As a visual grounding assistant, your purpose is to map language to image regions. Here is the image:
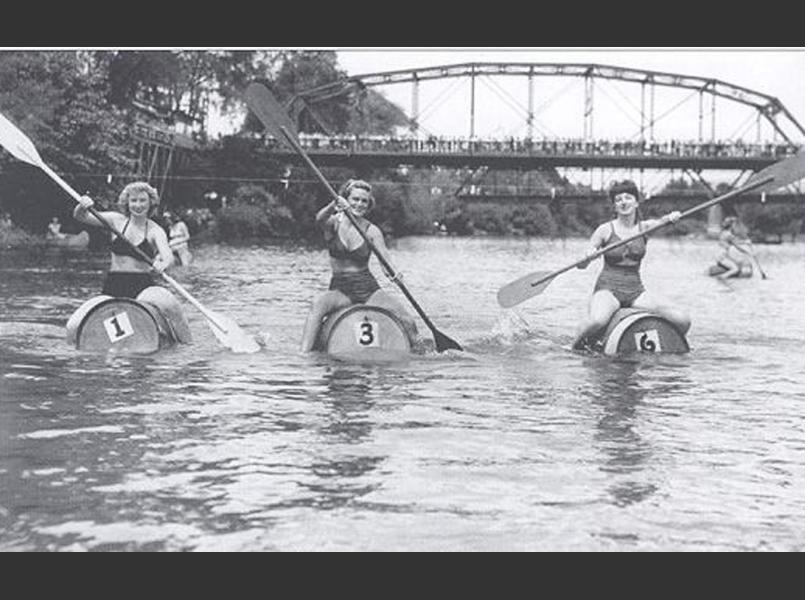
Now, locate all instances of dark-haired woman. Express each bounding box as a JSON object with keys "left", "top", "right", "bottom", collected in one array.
[
  {"left": 574, "top": 180, "right": 690, "bottom": 346},
  {"left": 300, "top": 179, "right": 417, "bottom": 352}
]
